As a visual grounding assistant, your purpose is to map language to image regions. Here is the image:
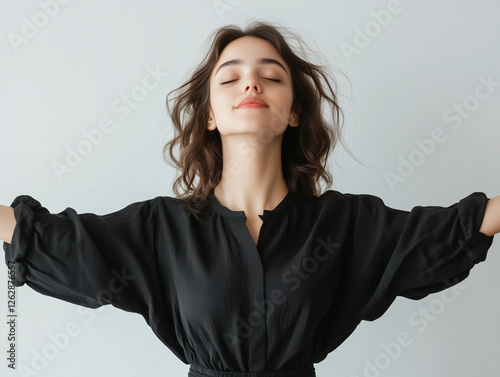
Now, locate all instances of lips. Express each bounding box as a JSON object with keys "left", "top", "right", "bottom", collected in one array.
[{"left": 236, "top": 96, "right": 269, "bottom": 109}]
